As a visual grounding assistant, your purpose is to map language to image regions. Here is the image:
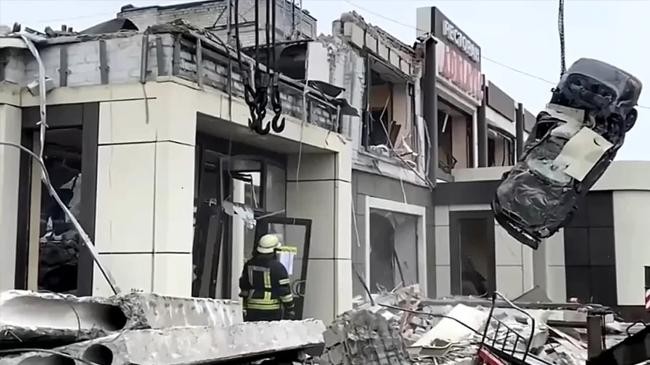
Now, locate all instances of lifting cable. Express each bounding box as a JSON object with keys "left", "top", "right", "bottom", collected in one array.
[
  {"left": 558, "top": 0, "right": 566, "bottom": 76},
  {"left": 234, "top": 0, "right": 285, "bottom": 136},
  {"left": 234, "top": 0, "right": 259, "bottom": 134}
]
